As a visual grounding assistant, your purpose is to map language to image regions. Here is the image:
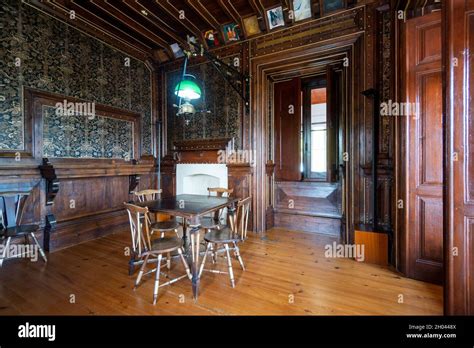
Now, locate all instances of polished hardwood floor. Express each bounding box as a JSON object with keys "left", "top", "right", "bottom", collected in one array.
[{"left": 0, "top": 228, "right": 442, "bottom": 315}]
